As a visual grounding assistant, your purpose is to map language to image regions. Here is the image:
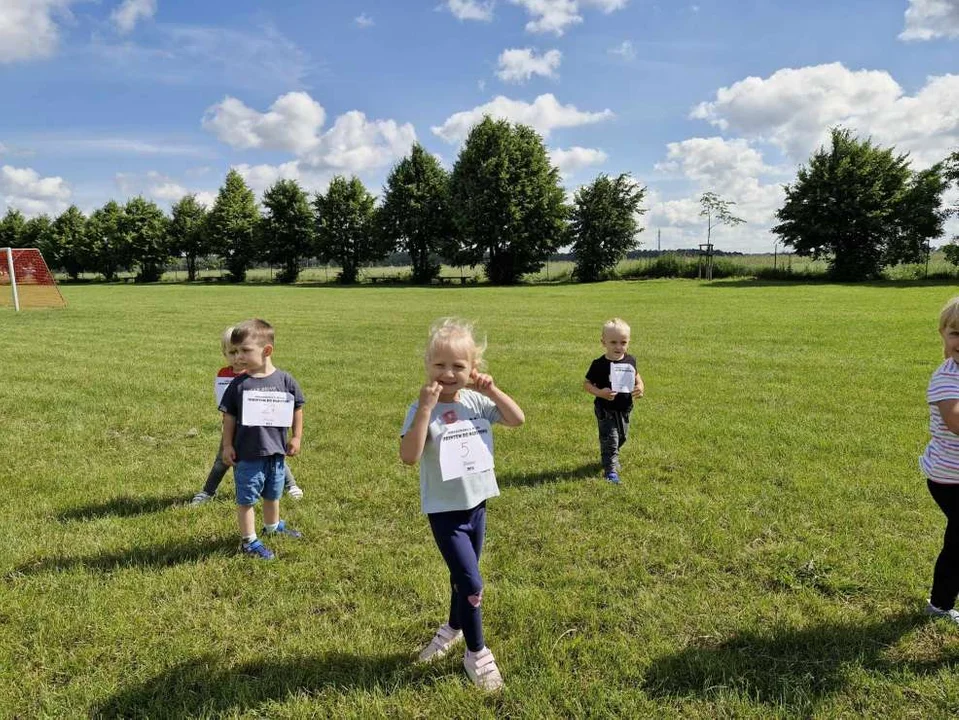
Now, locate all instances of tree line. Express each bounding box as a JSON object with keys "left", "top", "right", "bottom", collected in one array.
[{"left": 1, "top": 120, "right": 957, "bottom": 284}]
